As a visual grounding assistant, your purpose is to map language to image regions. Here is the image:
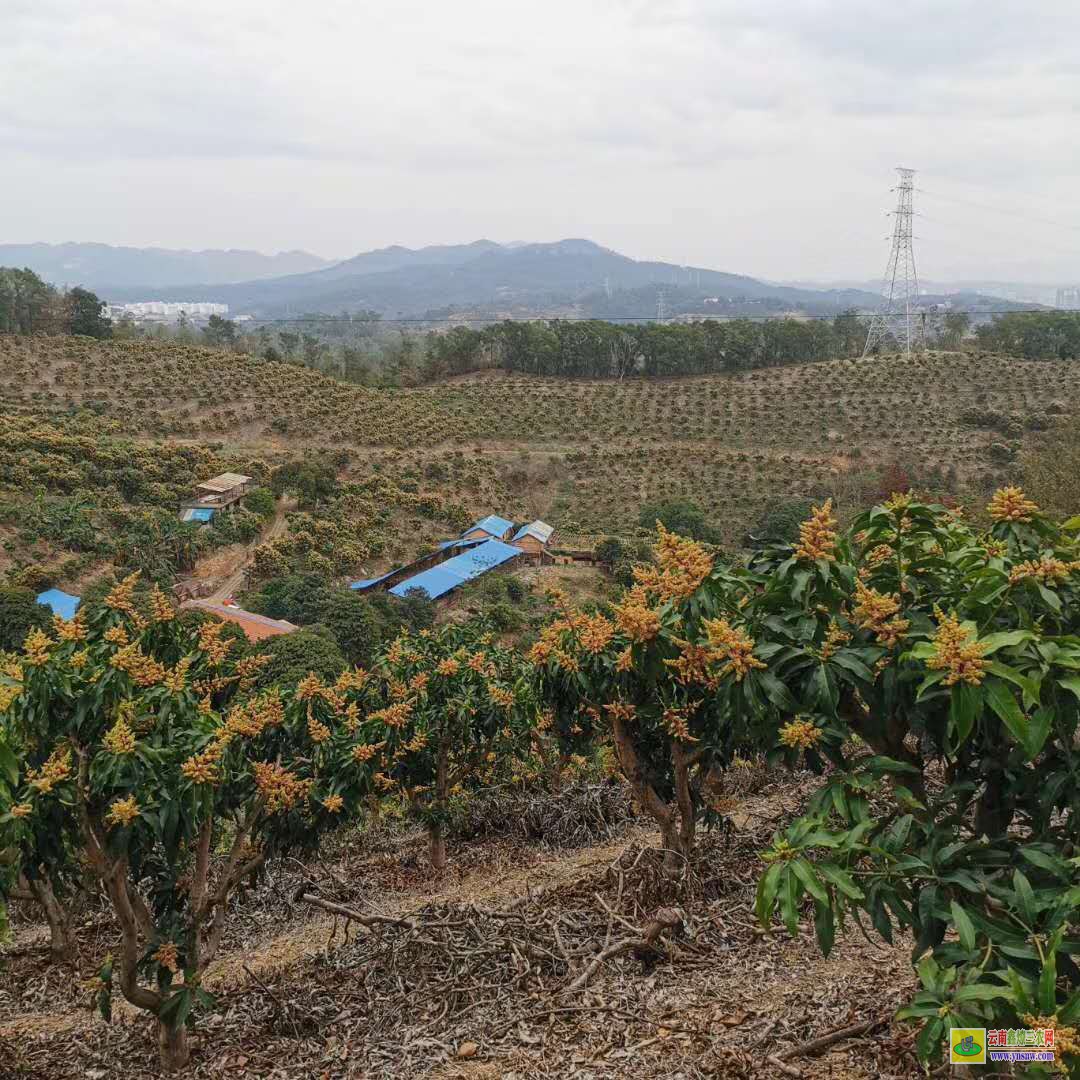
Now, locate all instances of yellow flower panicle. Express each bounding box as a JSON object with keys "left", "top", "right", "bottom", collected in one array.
[
  {"left": 702, "top": 618, "right": 767, "bottom": 681},
  {"left": 148, "top": 586, "right": 176, "bottom": 623},
  {"left": 104, "top": 573, "right": 140, "bottom": 616},
  {"left": 181, "top": 747, "right": 221, "bottom": 785},
  {"left": 988, "top": 486, "right": 1039, "bottom": 523},
  {"left": 251, "top": 761, "right": 312, "bottom": 813},
  {"left": 322, "top": 794, "right": 344, "bottom": 814},
  {"left": 351, "top": 742, "right": 382, "bottom": 764},
  {"left": 927, "top": 608, "right": 989, "bottom": 687},
  {"left": 105, "top": 795, "right": 140, "bottom": 829},
  {"left": 10, "top": 802, "right": 33, "bottom": 819},
  {"left": 23, "top": 628, "right": 54, "bottom": 667},
  {"left": 369, "top": 700, "right": 413, "bottom": 729},
  {"left": 109, "top": 644, "right": 167, "bottom": 687},
  {"left": 578, "top": 614, "right": 615, "bottom": 655},
  {"left": 153, "top": 943, "right": 179, "bottom": 973},
  {"left": 795, "top": 499, "right": 838, "bottom": 562},
  {"left": 103, "top": 716, "right": 136, "bottom": 755},
  {"left": 634, "top": 523, "right": 714, "bottom": 602},
  {"left": 1009, "top": 557, "right": 1080, "bottom": 586},
  {"left": 614, "top": 646, "right": 634, "bottom": 672},
  {"left": 614, "top": 592, "right": 662, "bottom": 643},
  {"left": 779, "top": 717, "right": 824, "bottom": 750},
  {"left": 197, "top": 620, "right": 234, "bottom": 665},
  {"left": 53, "top": 613, "right": 88, "bottom": 642},
  {"left": 852, "top": 580, "right": 909, "bottom": 649},
  {"left": 487, "top": 684, "right": 516, "bottom": 710},
  {"left": 435, "top": 657, "right": 460, "bottom": 677},
  {"left": 103, "top": 624, "right": 130, "bottom": 647},
  {"left": 27, "top": 746, "right": 73, "bottom": 795},
  {"left": 307, "top": 711, "right": 331, "bottom": 743},
  {"left": 818, "top": 619, "right": 851, "bottom": 661},
  {"left": 661, "top": 706, "right": 698, "bottom": 743}
]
